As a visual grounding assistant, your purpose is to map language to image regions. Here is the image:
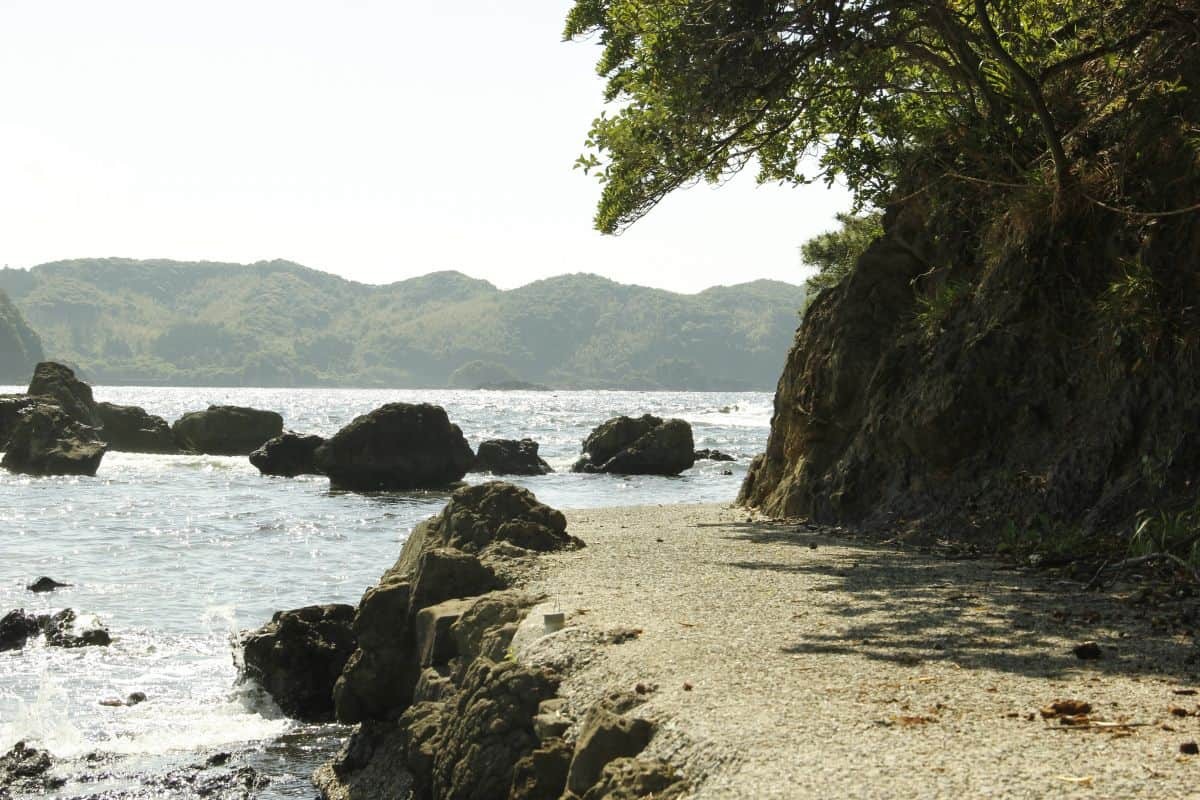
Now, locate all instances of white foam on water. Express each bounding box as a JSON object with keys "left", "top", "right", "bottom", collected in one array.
[{"left": 0, "top": 671, "right": 87, "bottom": 756}]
